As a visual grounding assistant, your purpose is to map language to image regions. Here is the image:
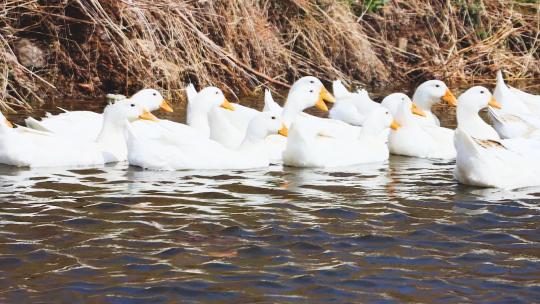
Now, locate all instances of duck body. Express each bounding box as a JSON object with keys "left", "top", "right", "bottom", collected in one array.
[
  {"left": 454, "top": 86, "right": 540, "bottom": 189},
  {"left": 283, "top": 108, "right": 392, "bottom": 168},
  {"left": 0, "top": 127, "right": 113, "bottom": 168},
  {"left": 382, "top": 93, "right": 456, "bottom": 159},
  {"left": 0, "top": 101, "right": 154, "bottom": 168},
  {"left": 329, "top": 80, "right": 381, "bottom": 126},
  {"left": 389, "top": 125, "right": 455, "bottom": 159},
  {"left": 25, "top": 110, "right": 103, "bottom": 141},
  {"left": 454, "top": 129, "right": 540, "bottom": 189},
  {"left": 489, "top": 71, "right": 540, "bottom": 139},
  {"left": 128, "top": 111, "right": 286, "bottom": 170}
]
